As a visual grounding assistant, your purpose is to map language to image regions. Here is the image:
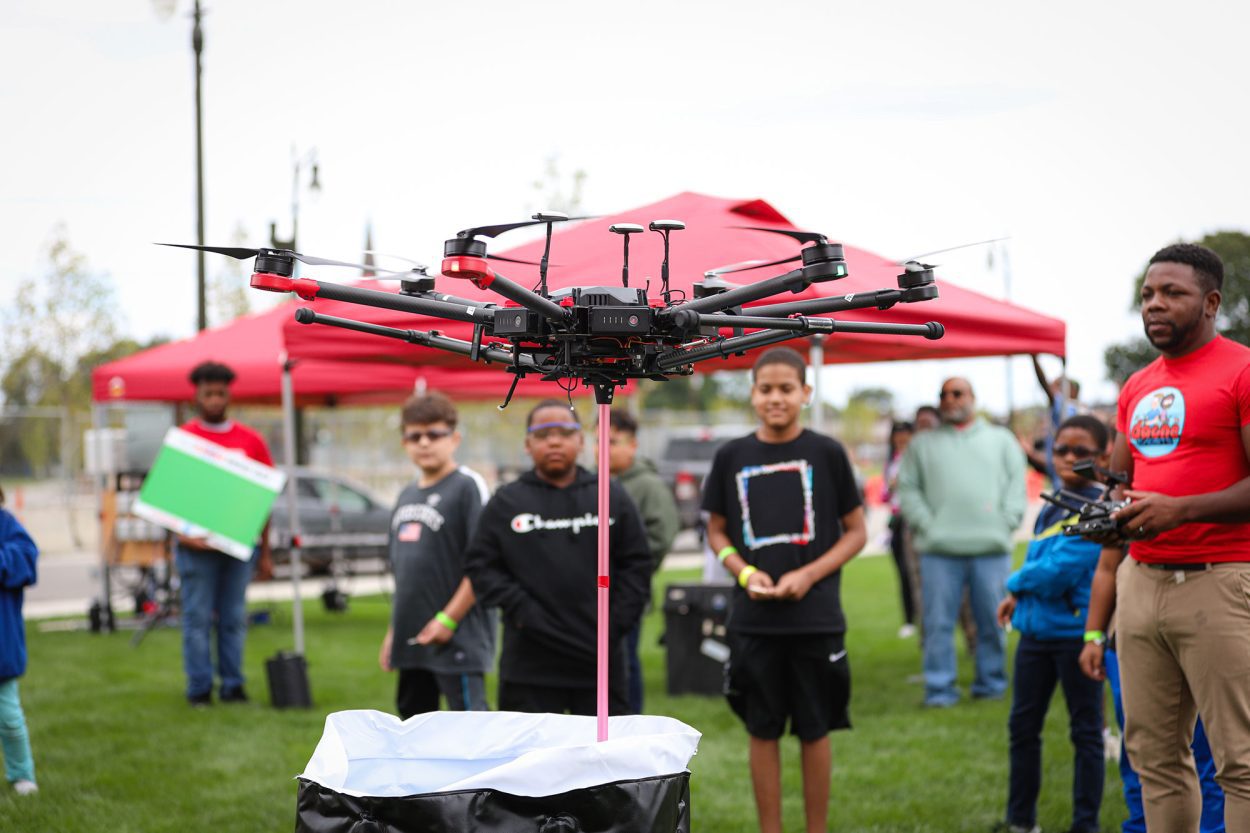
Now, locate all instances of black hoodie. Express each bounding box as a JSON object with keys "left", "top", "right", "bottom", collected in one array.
[{"left": 464, "top": 466, "right": 652, "bottom": 688}]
